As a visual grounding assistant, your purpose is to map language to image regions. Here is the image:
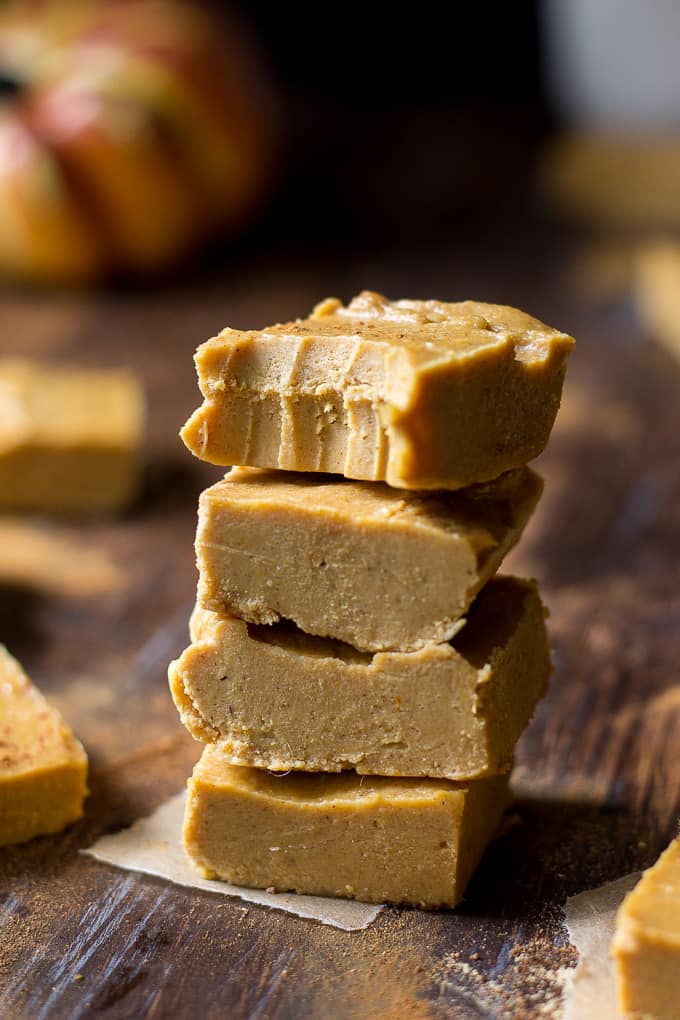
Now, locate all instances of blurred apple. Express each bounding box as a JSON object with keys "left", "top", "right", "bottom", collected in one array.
[{"left": 0, "top": 0, "right": 276, "bottom": 283}]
